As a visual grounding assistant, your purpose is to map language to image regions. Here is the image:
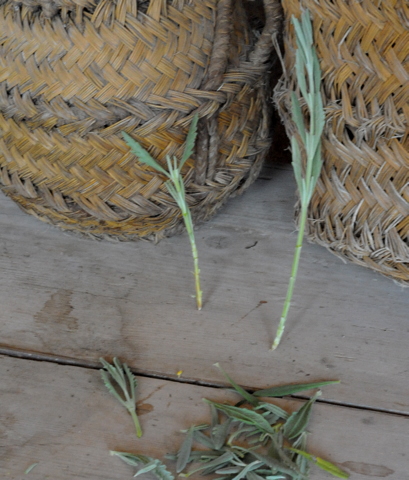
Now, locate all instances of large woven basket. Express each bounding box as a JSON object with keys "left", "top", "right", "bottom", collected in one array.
[
  {"left": 276, "top": 0, "right": 409, "bottom": 284},
  {"left": 0, "top": 0, "right": 281, "bottom": 241}
]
